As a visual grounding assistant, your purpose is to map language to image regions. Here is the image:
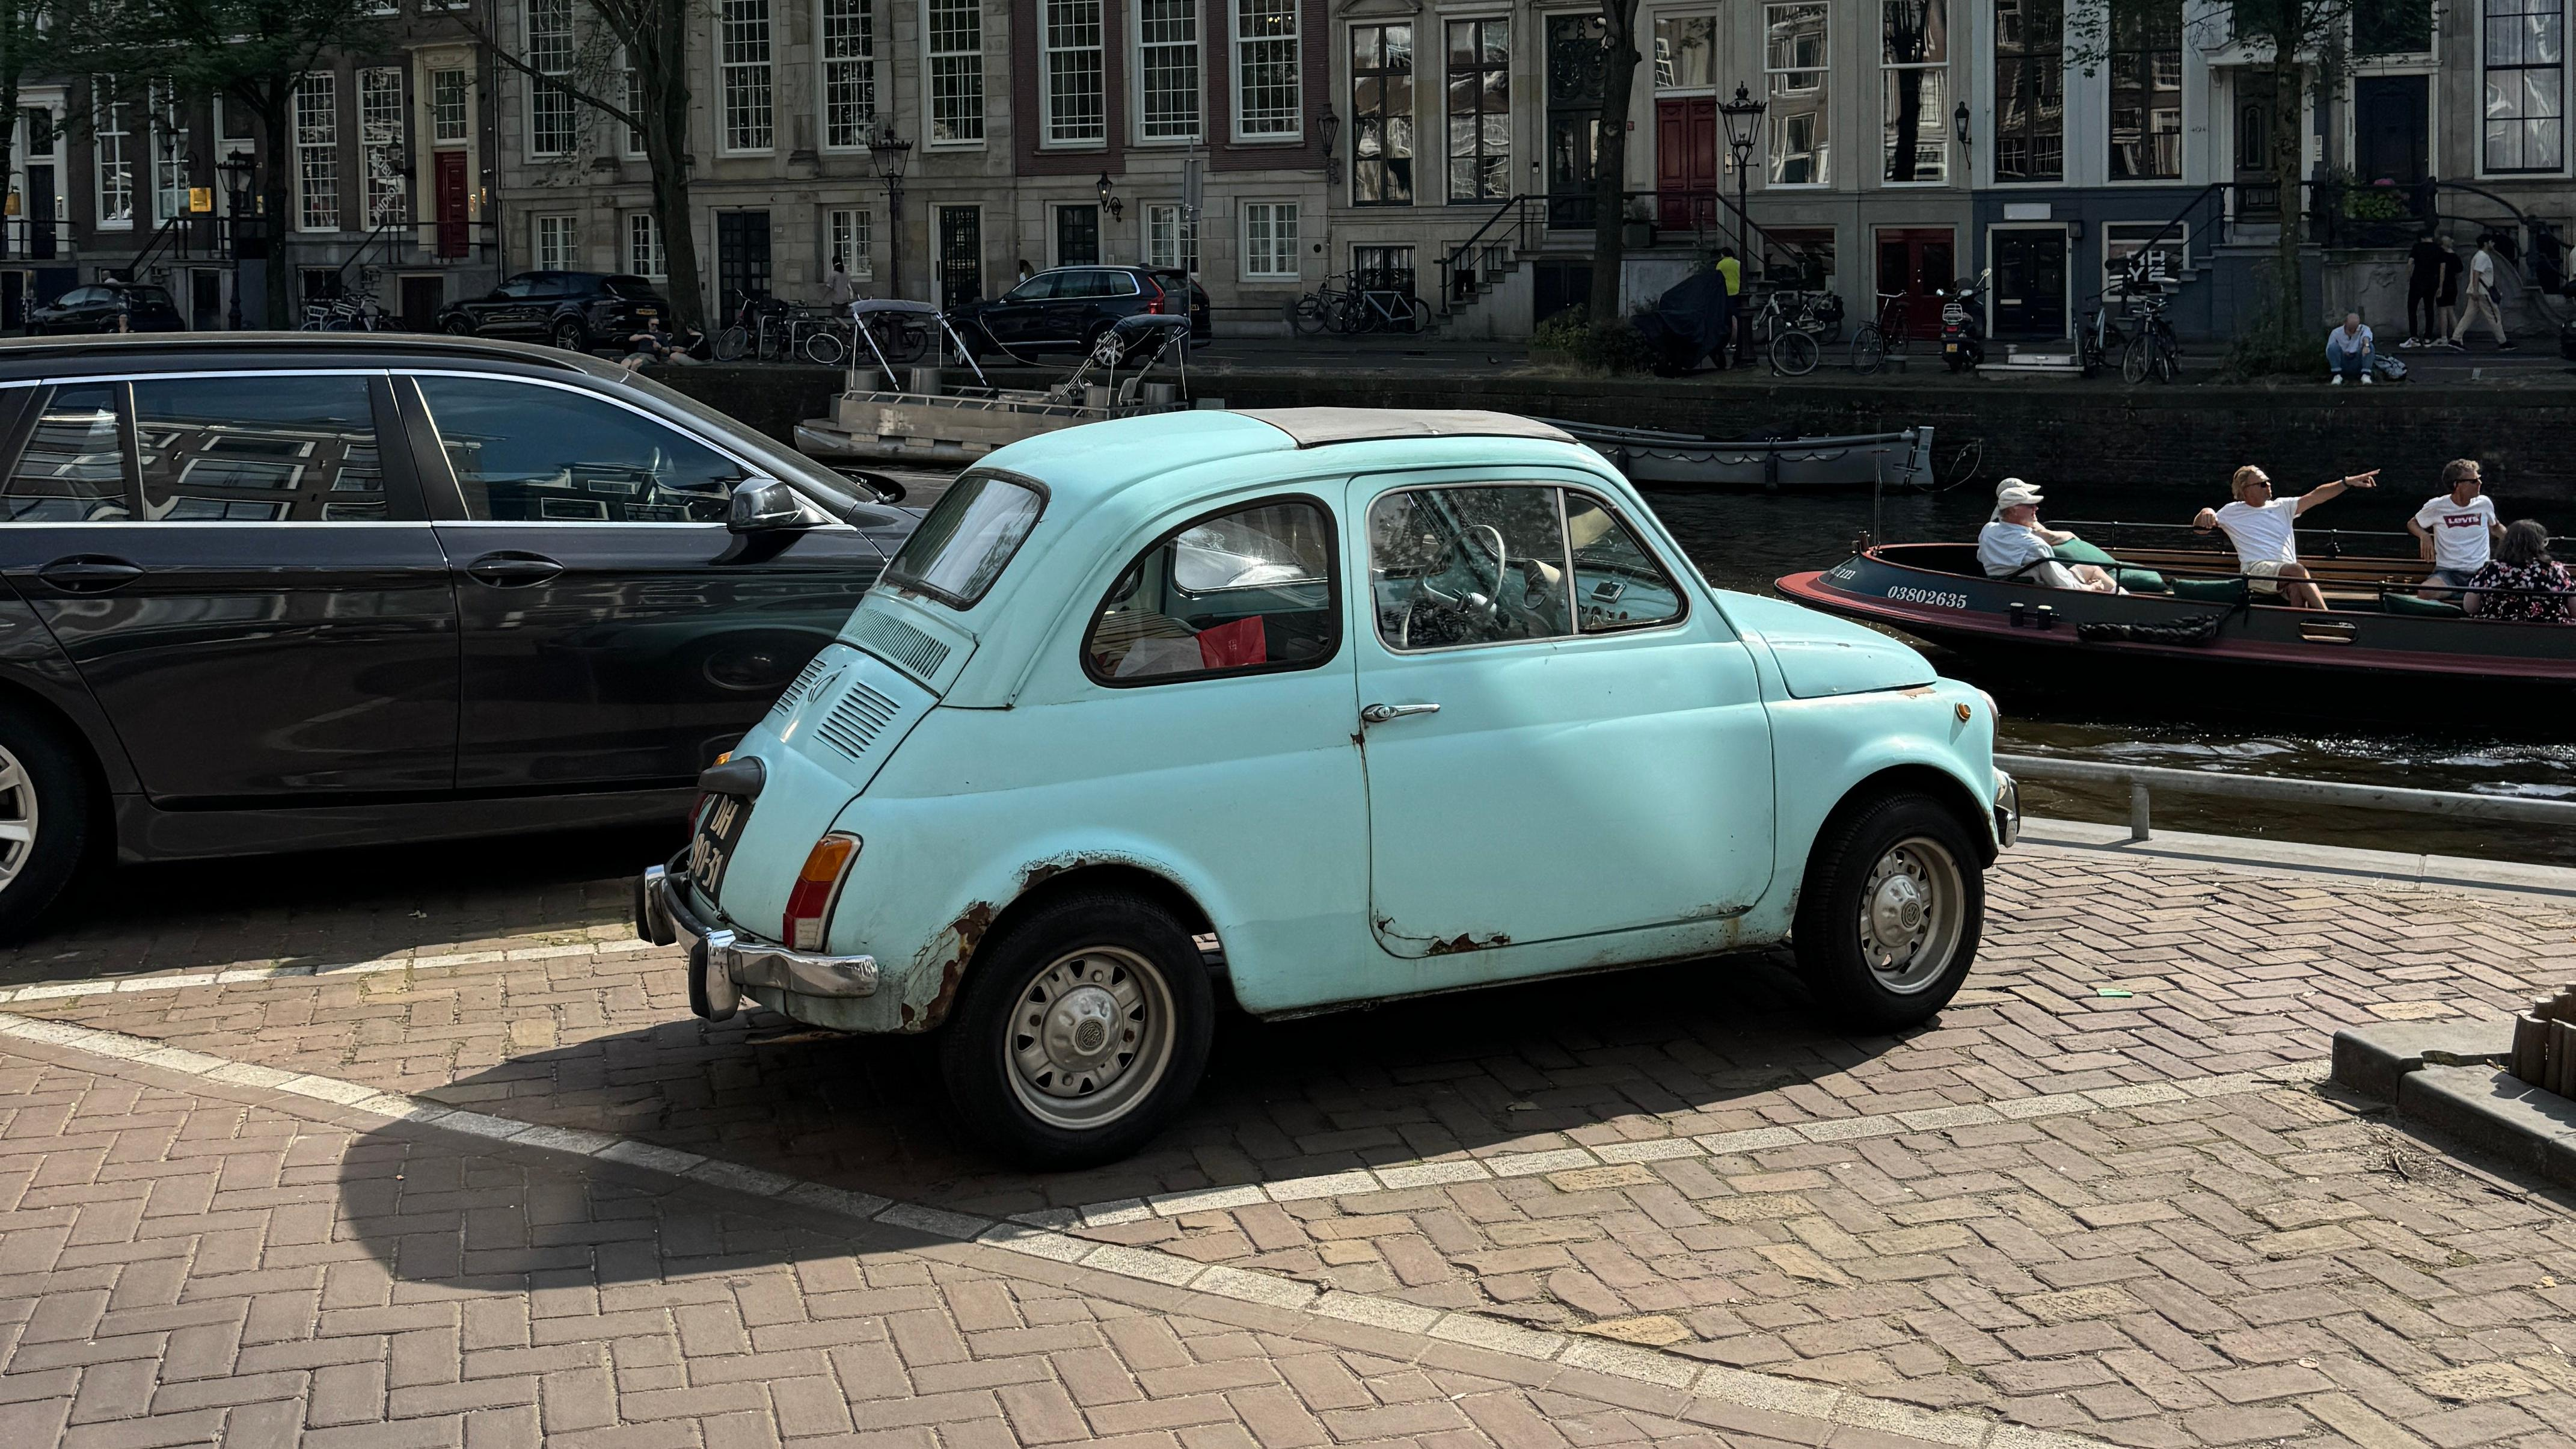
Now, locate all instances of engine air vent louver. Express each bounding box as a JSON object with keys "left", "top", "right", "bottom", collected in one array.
[
  {"left": 848, "top": 609, "right": 951, "bottom": 682},
  {"left": 815, "top": 681, "right": 903, "bottom": 763},
  {"left": 774, "top": 654, "right": 832, "bottom": 711}
]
